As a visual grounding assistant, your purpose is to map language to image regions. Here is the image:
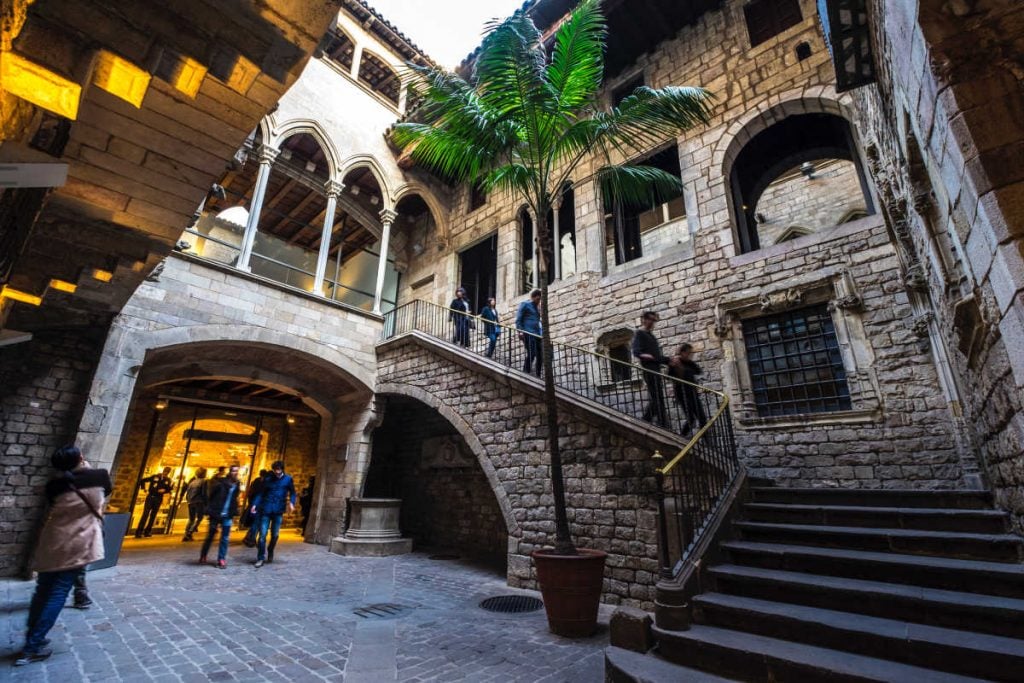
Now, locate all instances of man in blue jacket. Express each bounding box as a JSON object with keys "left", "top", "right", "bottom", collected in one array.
[
  {"left": 251, "top": 460, "right": 296, "bottom": 568},
  {"left": 516, "top": 288, "right": 543, "bottom": 377}
]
